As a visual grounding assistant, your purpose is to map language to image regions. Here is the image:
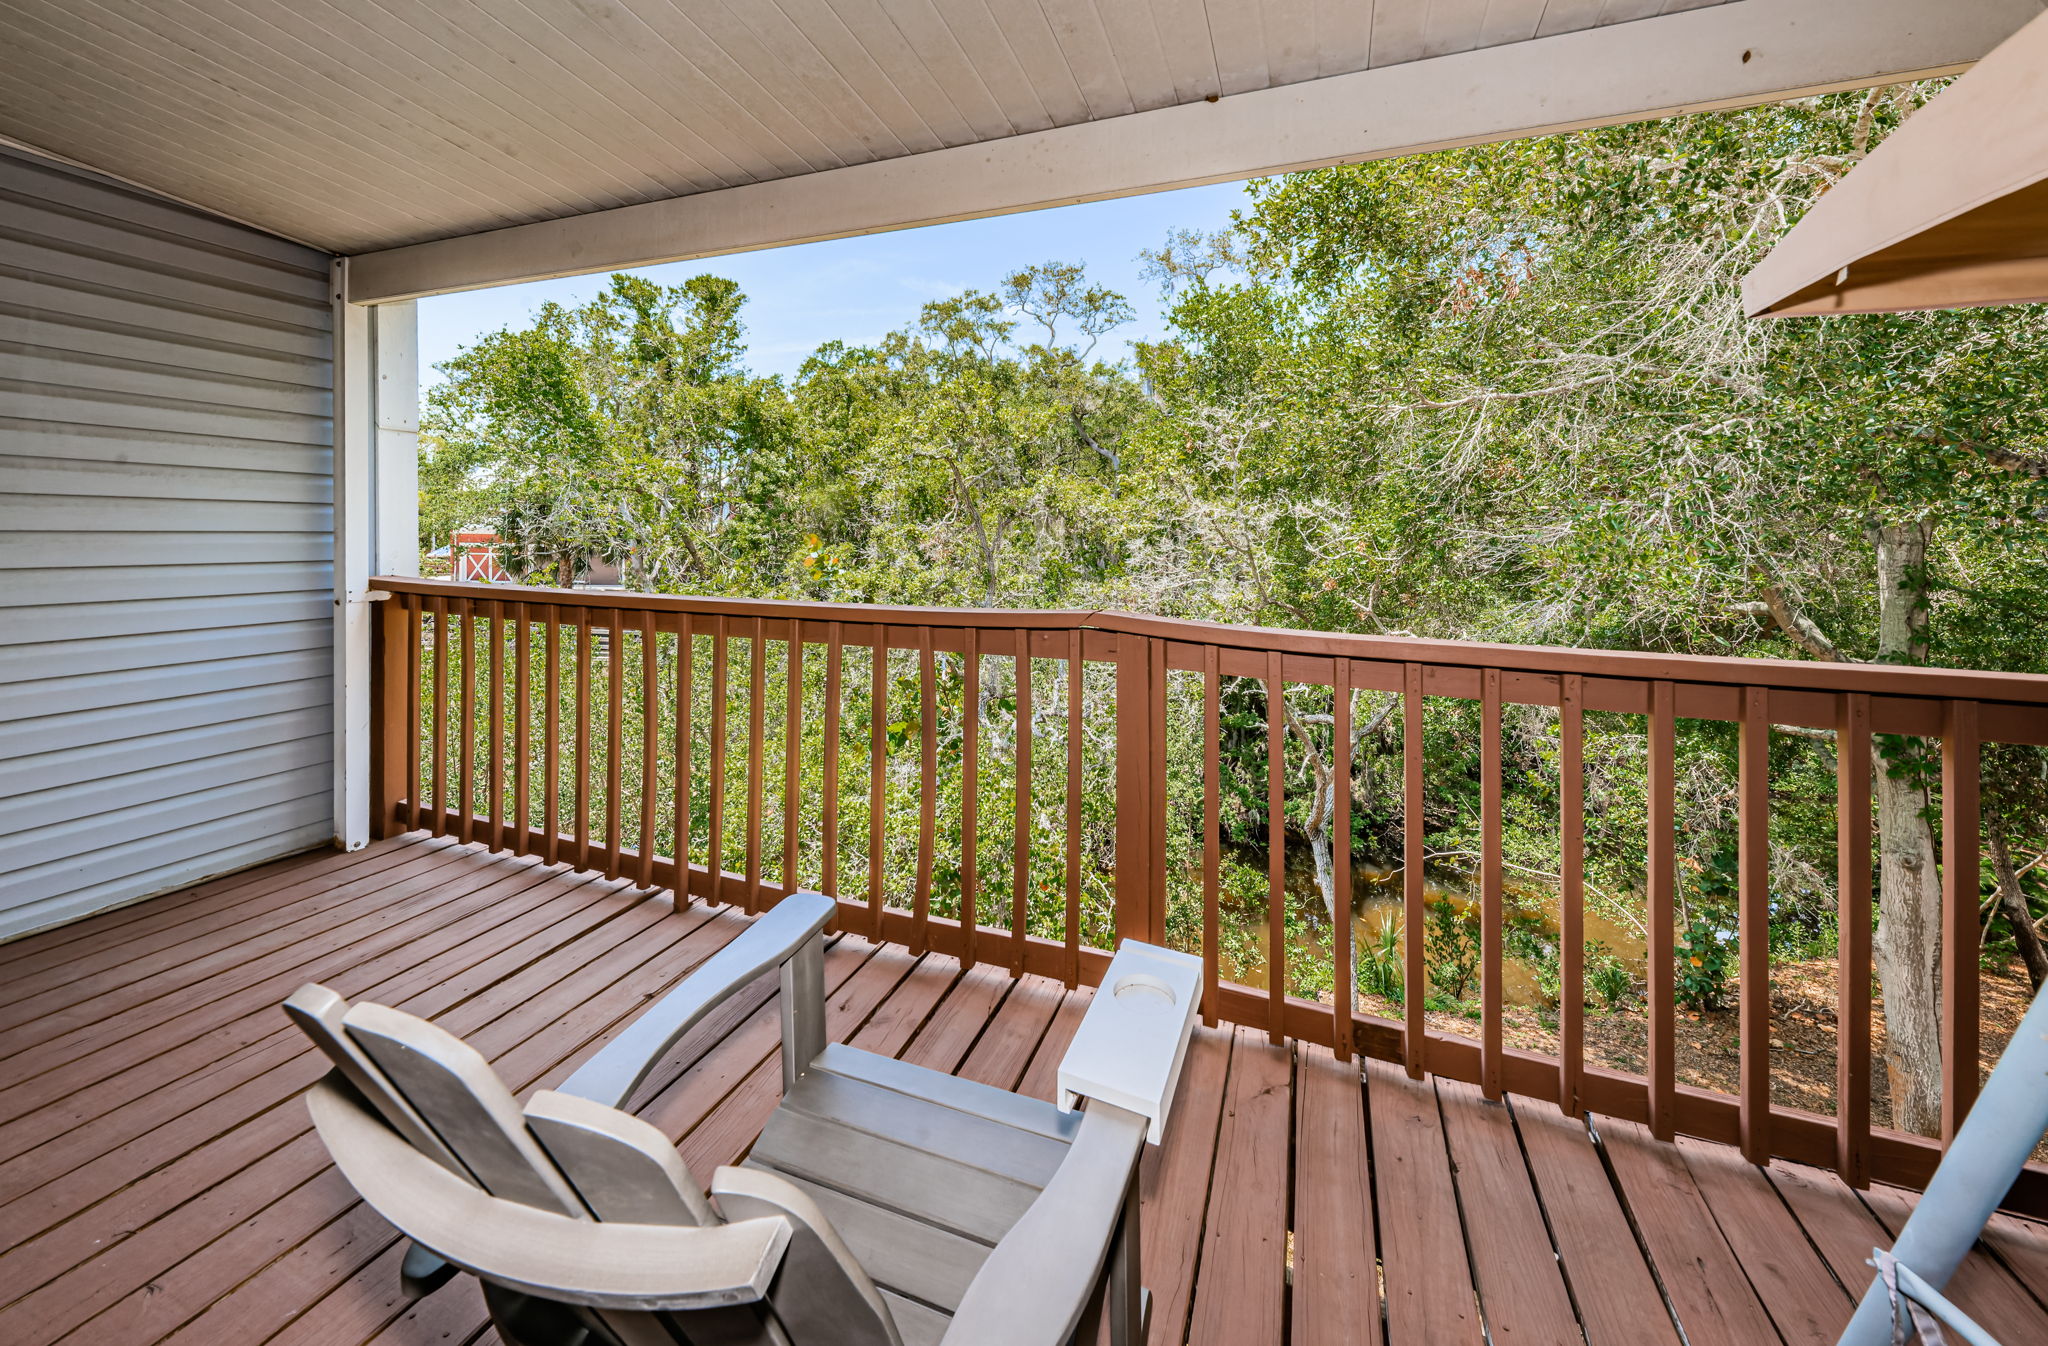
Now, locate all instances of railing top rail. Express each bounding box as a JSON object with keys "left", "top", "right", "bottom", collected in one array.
[{"left": 372, "top": 577, "right": 2048, "bottom": 708}]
